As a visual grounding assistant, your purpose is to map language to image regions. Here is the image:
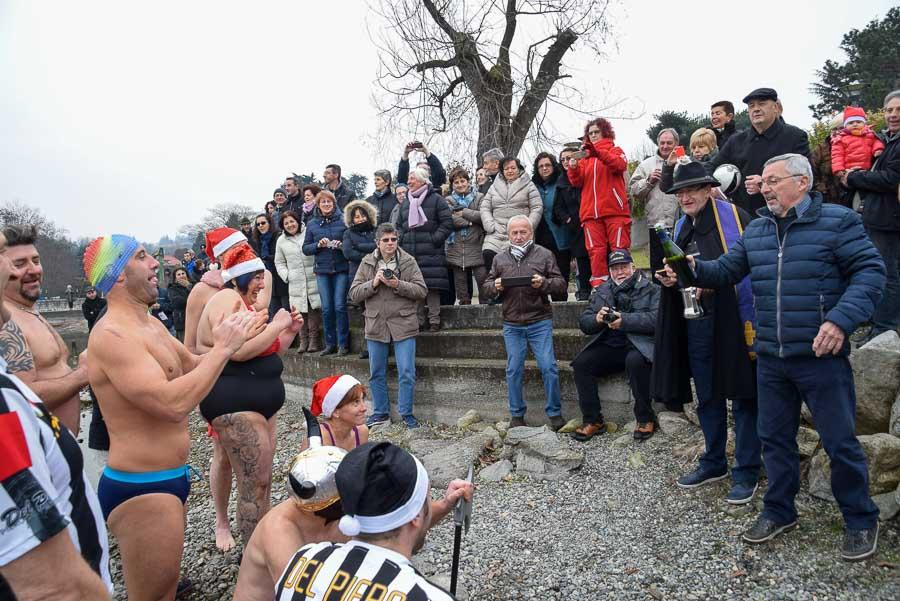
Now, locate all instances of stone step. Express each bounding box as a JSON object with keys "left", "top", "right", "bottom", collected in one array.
[
  {"left": 342, "top": 328, "right": 586, "bottom": 361},
  {"left": 348, "top": 300, "right": 588, "bottom": 331},
  {"left": 281, "top": 352, "right": 634, "bottom": 425}
]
